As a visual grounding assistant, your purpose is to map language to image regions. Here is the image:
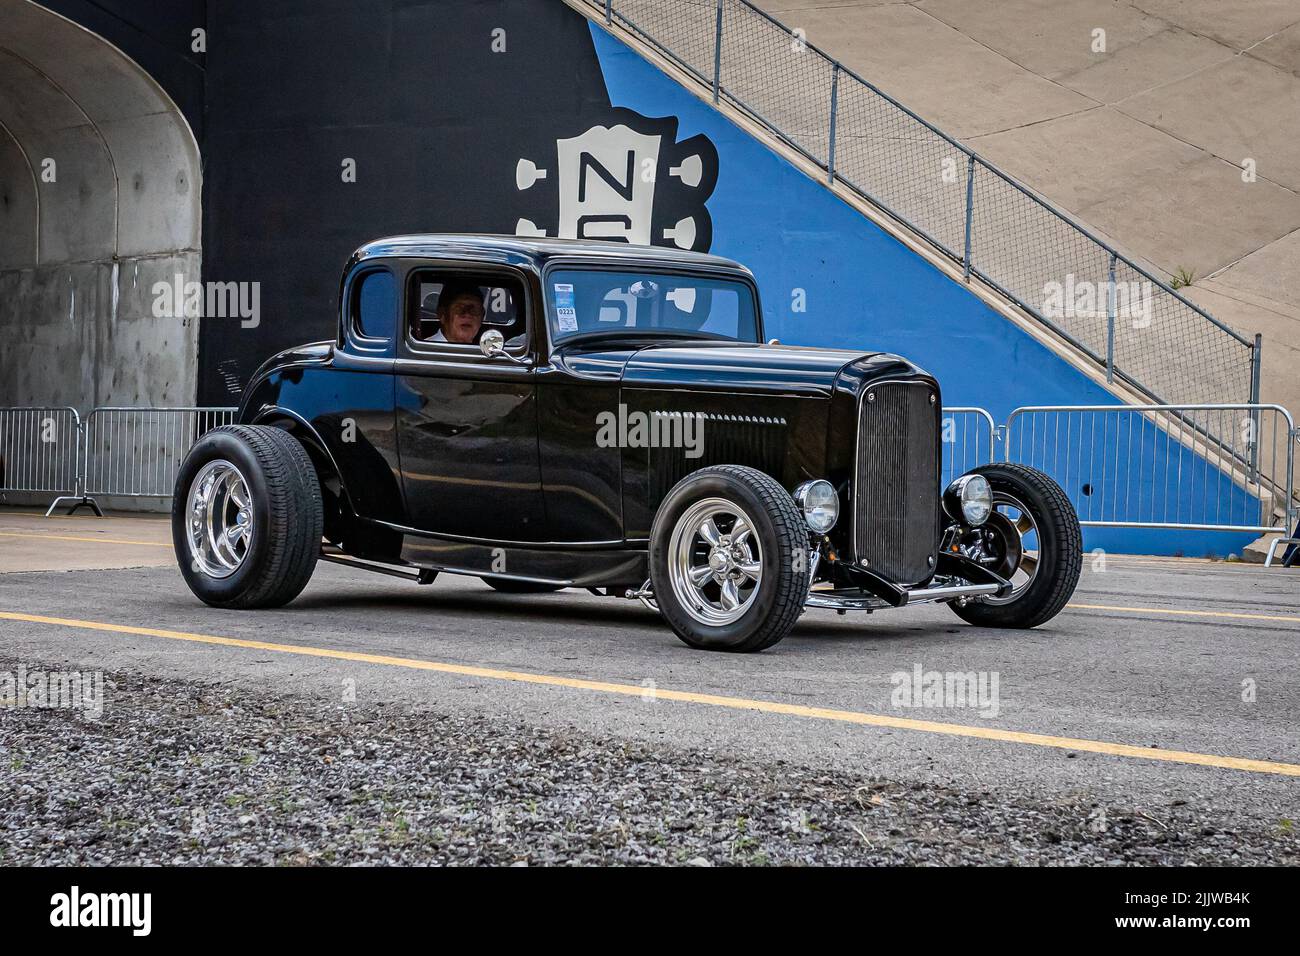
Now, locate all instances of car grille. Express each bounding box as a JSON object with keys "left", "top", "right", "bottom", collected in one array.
[{"left": 854, "top": 381, "right": 940, "bottom": 585}]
